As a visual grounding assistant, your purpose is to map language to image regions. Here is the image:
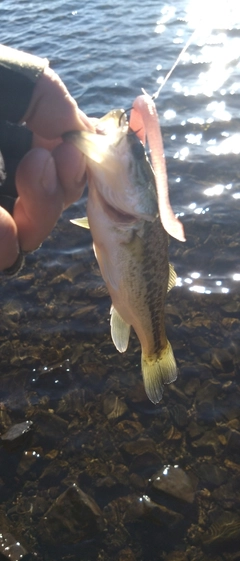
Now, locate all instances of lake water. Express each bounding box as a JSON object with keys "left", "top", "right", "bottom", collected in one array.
[{"left": 0, "top": 1, "right": 240, "bottom": 560}]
